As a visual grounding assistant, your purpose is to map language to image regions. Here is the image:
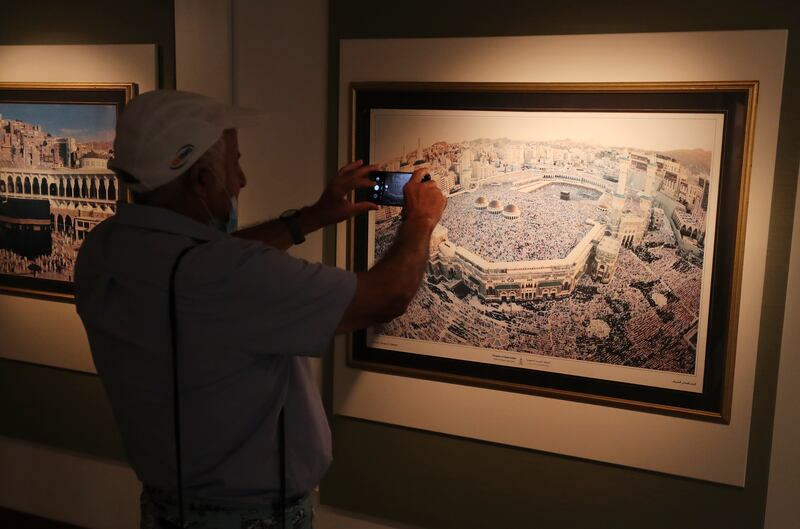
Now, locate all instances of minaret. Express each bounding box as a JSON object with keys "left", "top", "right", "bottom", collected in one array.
[
  {"left": 638, "top": 163, "right": 657, "bottom": 215},
  {"left": 644, "top": 163, "right": 657, "bottom": 197},
  {"left": 701, "top": 178, "right": 709, "bottom": 211},
  {"left": 612, "top": 155, "right": 629, "bottom": 211},
  {"left": 616, "top": 157, "right": 629, "bottom": 196}
]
